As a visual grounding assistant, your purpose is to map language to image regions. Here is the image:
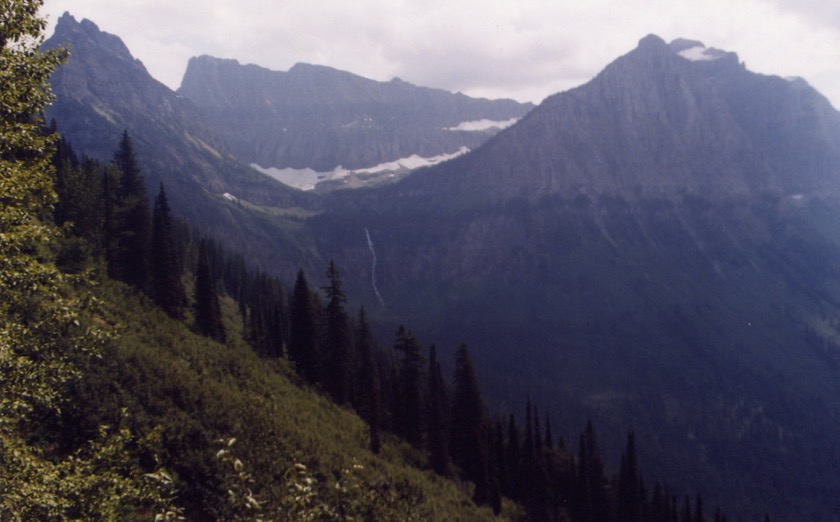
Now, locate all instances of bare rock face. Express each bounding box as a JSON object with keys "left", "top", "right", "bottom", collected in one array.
[{"left": 178, "top": 56, "right": 534, "bottom": 171}]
